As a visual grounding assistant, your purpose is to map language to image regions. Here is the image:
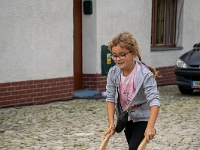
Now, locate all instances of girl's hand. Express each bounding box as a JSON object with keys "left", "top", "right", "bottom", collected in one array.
[
  {"left": 144, "top": 127, "right": 156, "bottom": 142},
  {"left": 104, "top": 126, "right": 115, "bottom": 136}
]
